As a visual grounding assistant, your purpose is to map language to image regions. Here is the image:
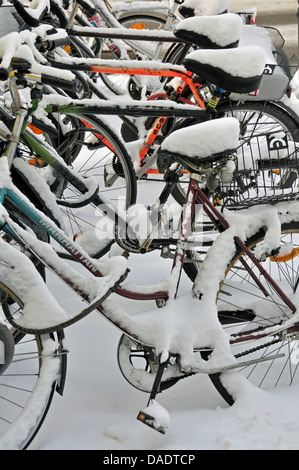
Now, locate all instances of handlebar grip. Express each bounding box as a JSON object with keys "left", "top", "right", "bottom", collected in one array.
[
  {"left": 41, "top": 74, "right": 77, "bottom": 92},
  {"left": 10, "top": 57, "right": 31, "bottom": 71},
  {"left": 0, "top": 68, "right": 9, "bottom": 81},
  {"left": 49, "top": 0, "right": 68, "bottom": 28},
  {"left": 9, "top": 58, "right": 77, "bottom": 92},
  {"left": 13, "top": 0, "right": 48, "bottom": 27},
  {"left": 76, "top": 0, "right": 96, "bottom": 16}
]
